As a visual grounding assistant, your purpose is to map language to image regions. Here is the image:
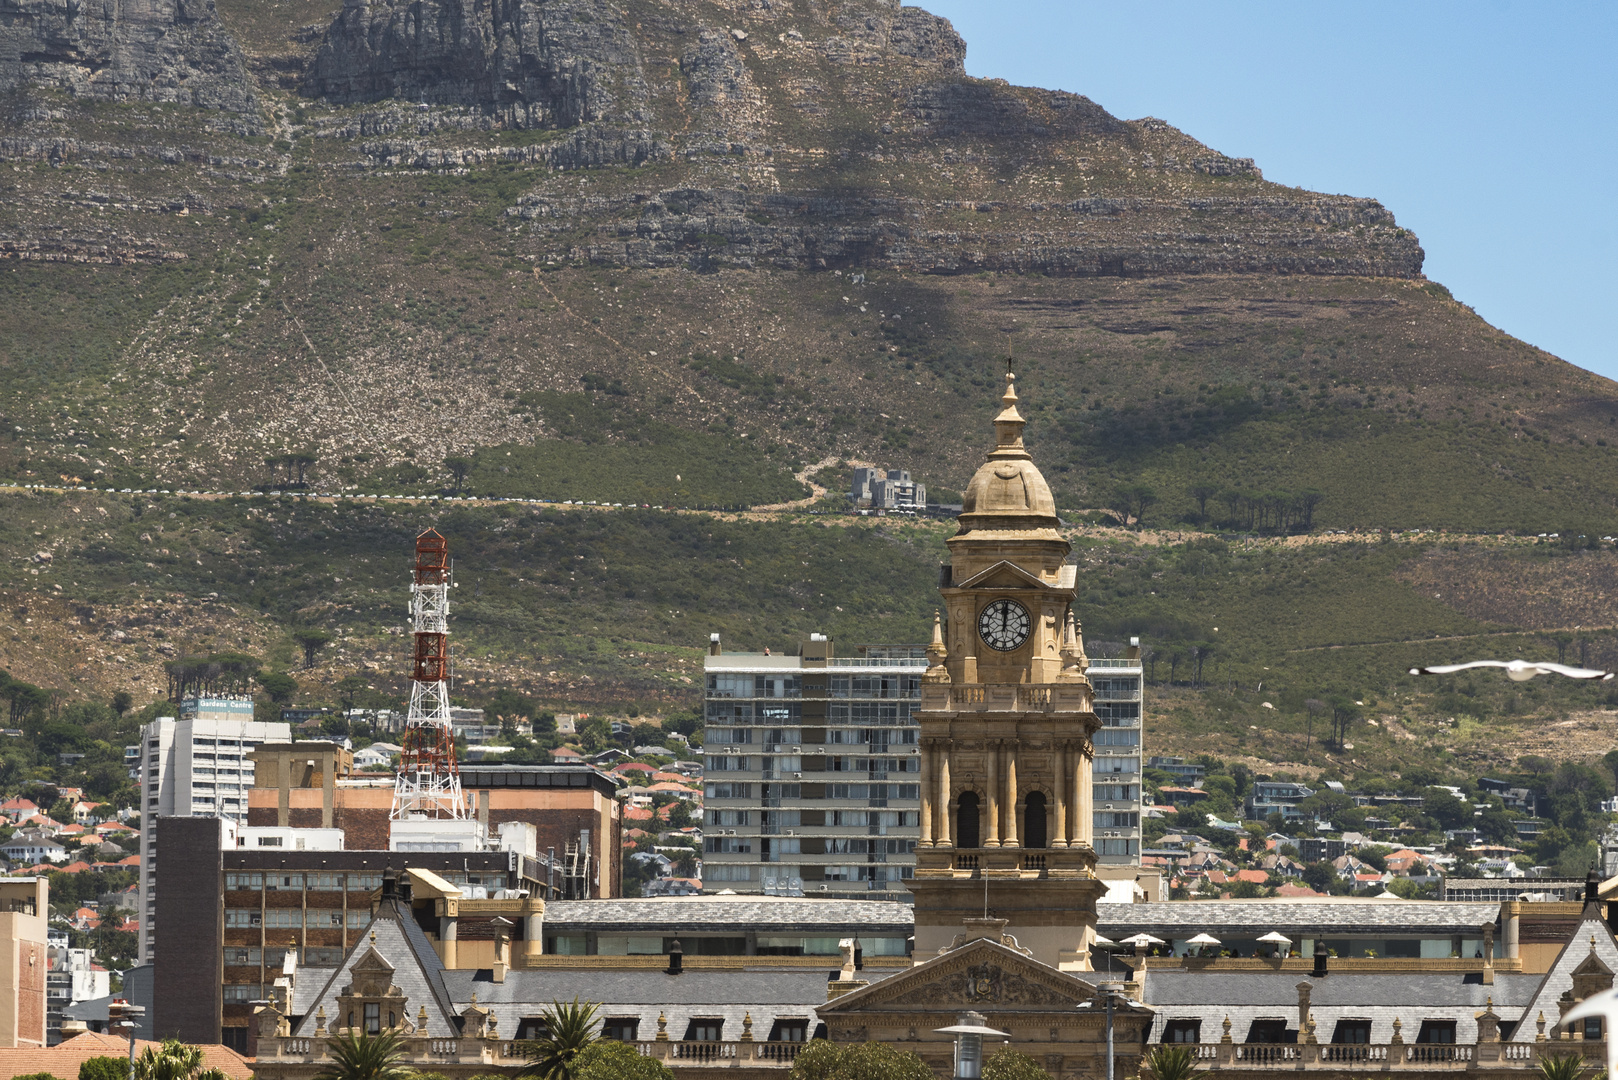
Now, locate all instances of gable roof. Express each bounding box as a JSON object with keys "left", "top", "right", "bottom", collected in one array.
[
  {"left": 1509, "top": 911, "right": 1618, "bottom": 1041},
  {"left": 820, "top": 936, "right": 1099, "bottom": 1017},
  {"left": 952, "top": 560, "right": 1058, "bottom": 593},
  {"left": 290, "top": 897, "right": 460, "bottom": 1038}
]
